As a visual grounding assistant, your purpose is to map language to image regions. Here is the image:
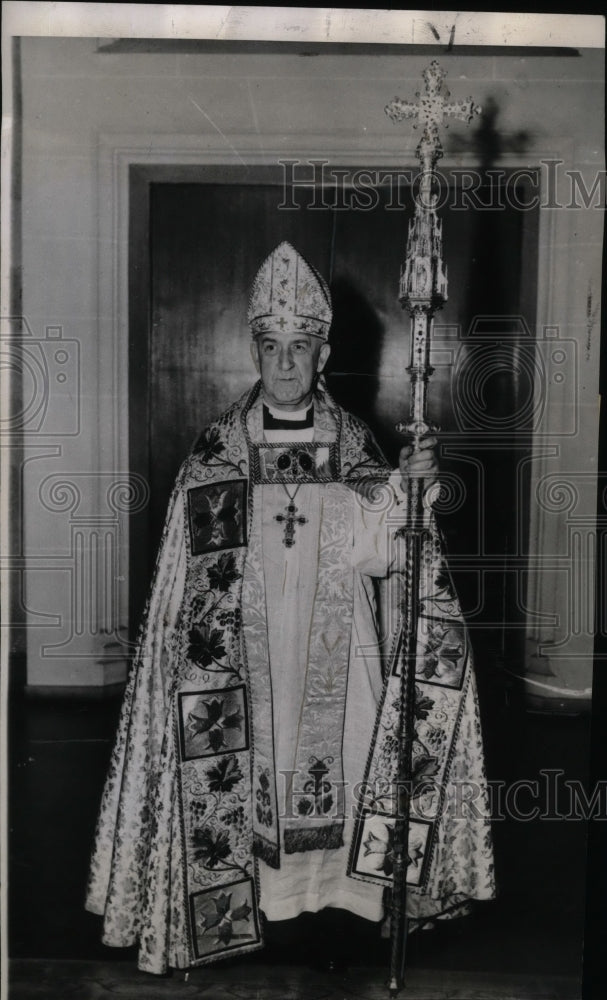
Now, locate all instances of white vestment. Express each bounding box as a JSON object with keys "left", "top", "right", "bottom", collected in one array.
[{"left": 257, "top": 405, "right": 402, "bottom": 921}]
